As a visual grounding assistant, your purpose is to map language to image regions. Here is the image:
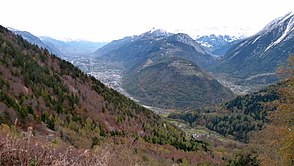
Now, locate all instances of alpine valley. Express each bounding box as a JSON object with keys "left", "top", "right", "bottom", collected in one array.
[
  {"left": 94, "top": 29, "right": 234, "bottom": 109},
  {"left": 0, "top": 11, "right": 293, "bottom": 166}
]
